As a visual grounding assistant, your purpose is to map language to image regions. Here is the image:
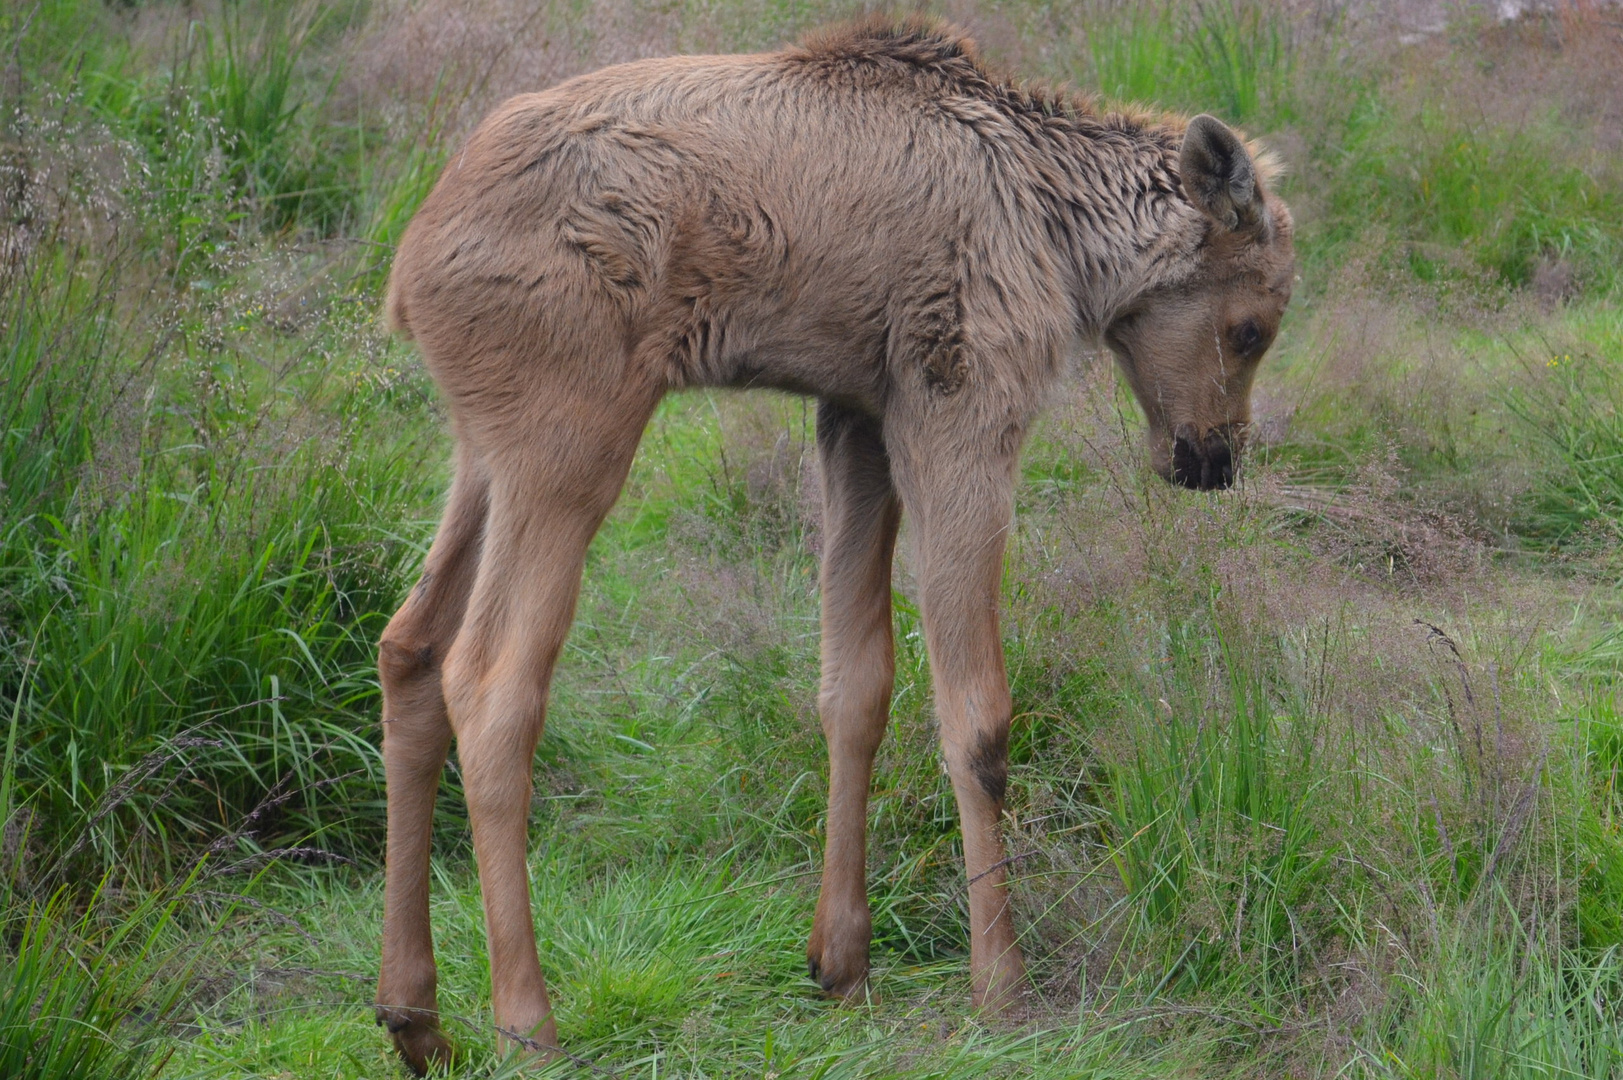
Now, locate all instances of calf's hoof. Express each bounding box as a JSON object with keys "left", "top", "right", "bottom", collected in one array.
[
  {"left": 377, "top": 1007, "right": 453, "bottom": 1076},
  {"left": 806, "top": 926, "right": 871, "bottom": 1000}
]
